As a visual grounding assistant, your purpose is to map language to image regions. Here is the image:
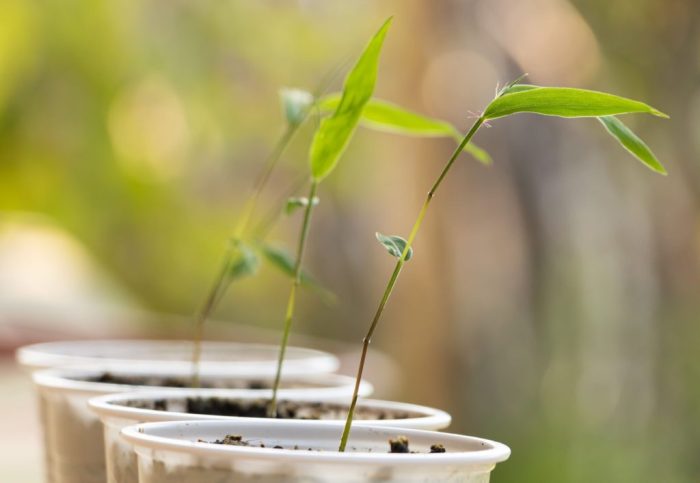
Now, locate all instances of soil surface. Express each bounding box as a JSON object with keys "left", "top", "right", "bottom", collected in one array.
[
  {"left": 121, "top": 397, "right": 417, "bottom": 421},
  {"left": 213, "top": 434, "right": 447, "bottom": 454},
  {"left": 388, "top": 436, "right": 409, "bottom": 453},
  {"left": 388, "top": 437, "right": 447, "bottom": 454},
  {"left": 84, "top": 373, "right": 293, "bottom": 389}
]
